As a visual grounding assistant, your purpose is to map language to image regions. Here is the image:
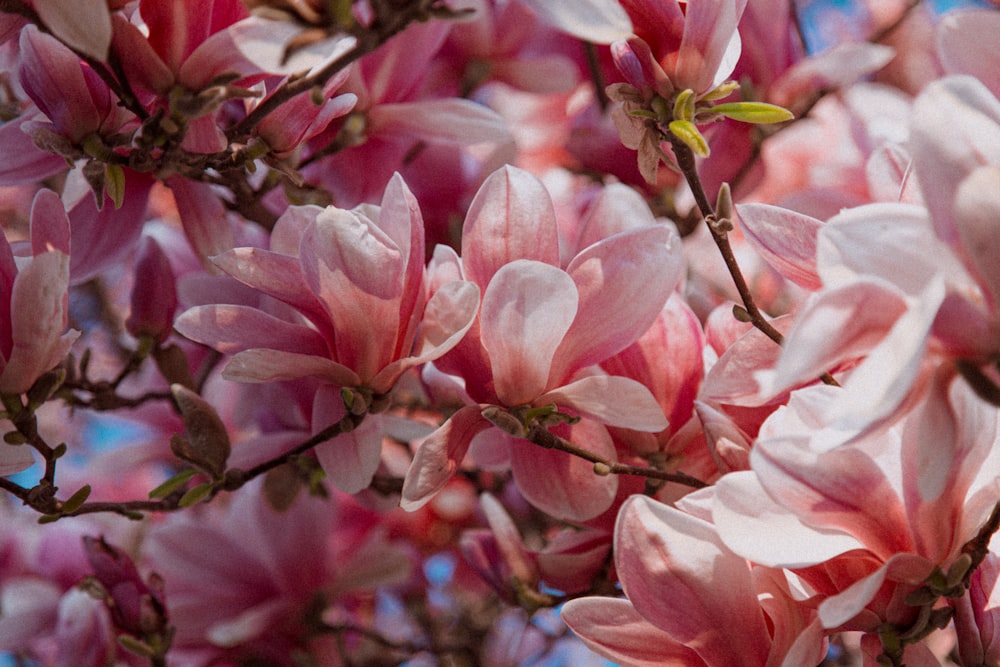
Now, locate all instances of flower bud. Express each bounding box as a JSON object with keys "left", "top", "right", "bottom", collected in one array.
[
  {"left": 126, "top": 236, "right": 177, "bottom": 345},
  {"left": 170, "top": 384, "right": 230, "bottom": 479}
]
